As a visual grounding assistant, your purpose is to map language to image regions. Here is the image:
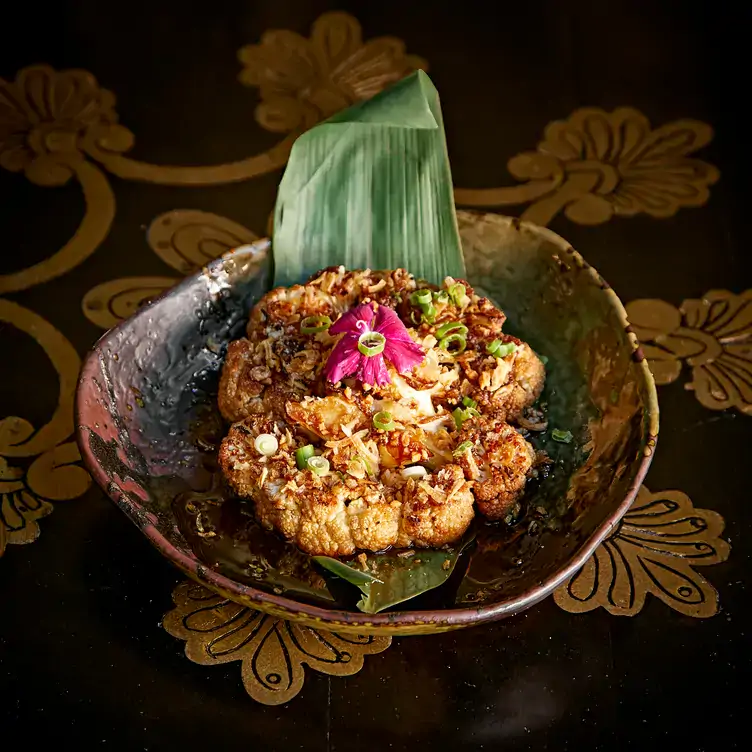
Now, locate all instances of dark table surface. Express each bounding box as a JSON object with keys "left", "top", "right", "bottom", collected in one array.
[{"left": 1, "top": 1, "right": 749, "bottom": 749}]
